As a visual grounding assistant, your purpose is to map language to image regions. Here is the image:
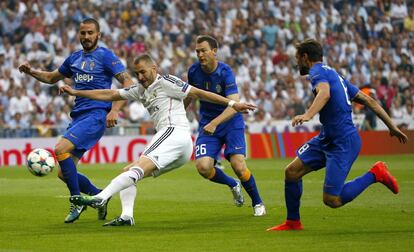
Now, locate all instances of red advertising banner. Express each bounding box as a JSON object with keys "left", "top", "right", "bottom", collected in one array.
[
  {"left": 0, "top": 131, "right": 413, "bottom": 166},
  {"left": 245, "top": 130, "right": 414, "bottom": 158}
]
